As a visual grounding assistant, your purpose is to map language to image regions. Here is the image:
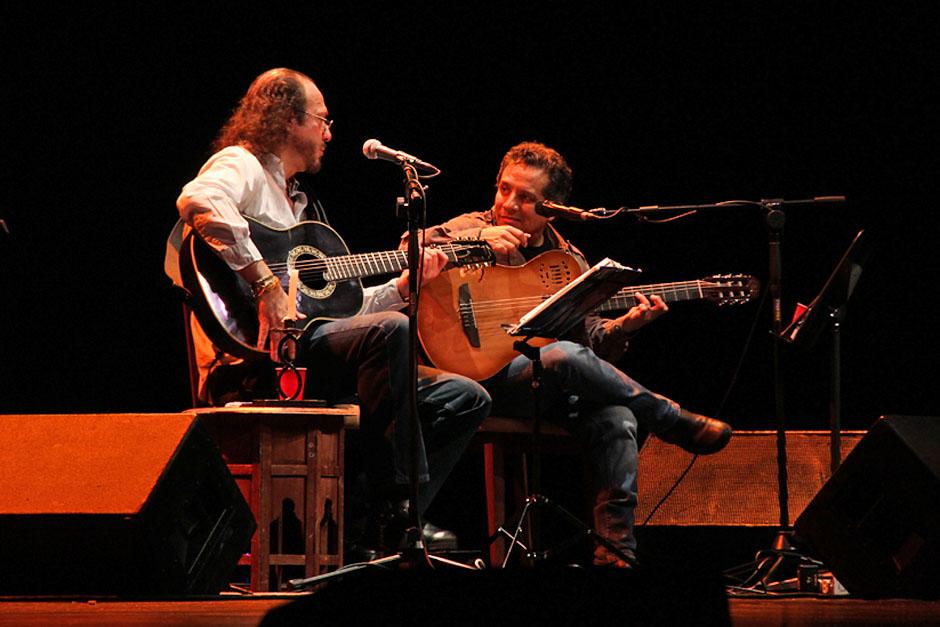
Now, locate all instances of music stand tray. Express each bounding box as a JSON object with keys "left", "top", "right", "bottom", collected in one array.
[
  {"left": 780, "top": 229, "right": 871, "bottom": 349},
  {"left": 507, "top": 257, "right": 641, "bottom": 340}
]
